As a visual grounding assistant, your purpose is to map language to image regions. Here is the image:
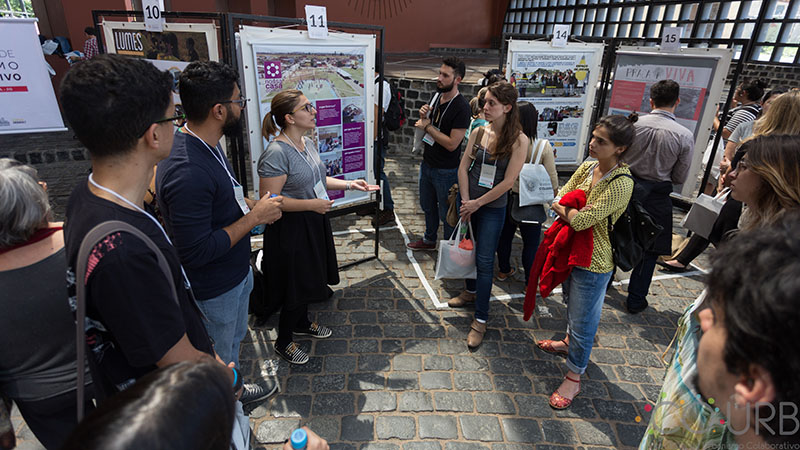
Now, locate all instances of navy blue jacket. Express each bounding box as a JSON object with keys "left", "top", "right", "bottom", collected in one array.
[{"left": 156, "top": 130, "right": 250, "bottom": 300}]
